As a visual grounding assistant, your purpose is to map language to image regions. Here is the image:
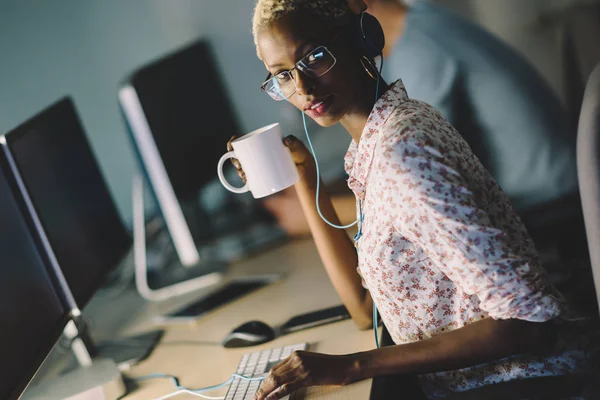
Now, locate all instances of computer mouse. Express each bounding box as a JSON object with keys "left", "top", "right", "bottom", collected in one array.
[{"left": 222, "top": 320, "right": 276, "bottom": 348}]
